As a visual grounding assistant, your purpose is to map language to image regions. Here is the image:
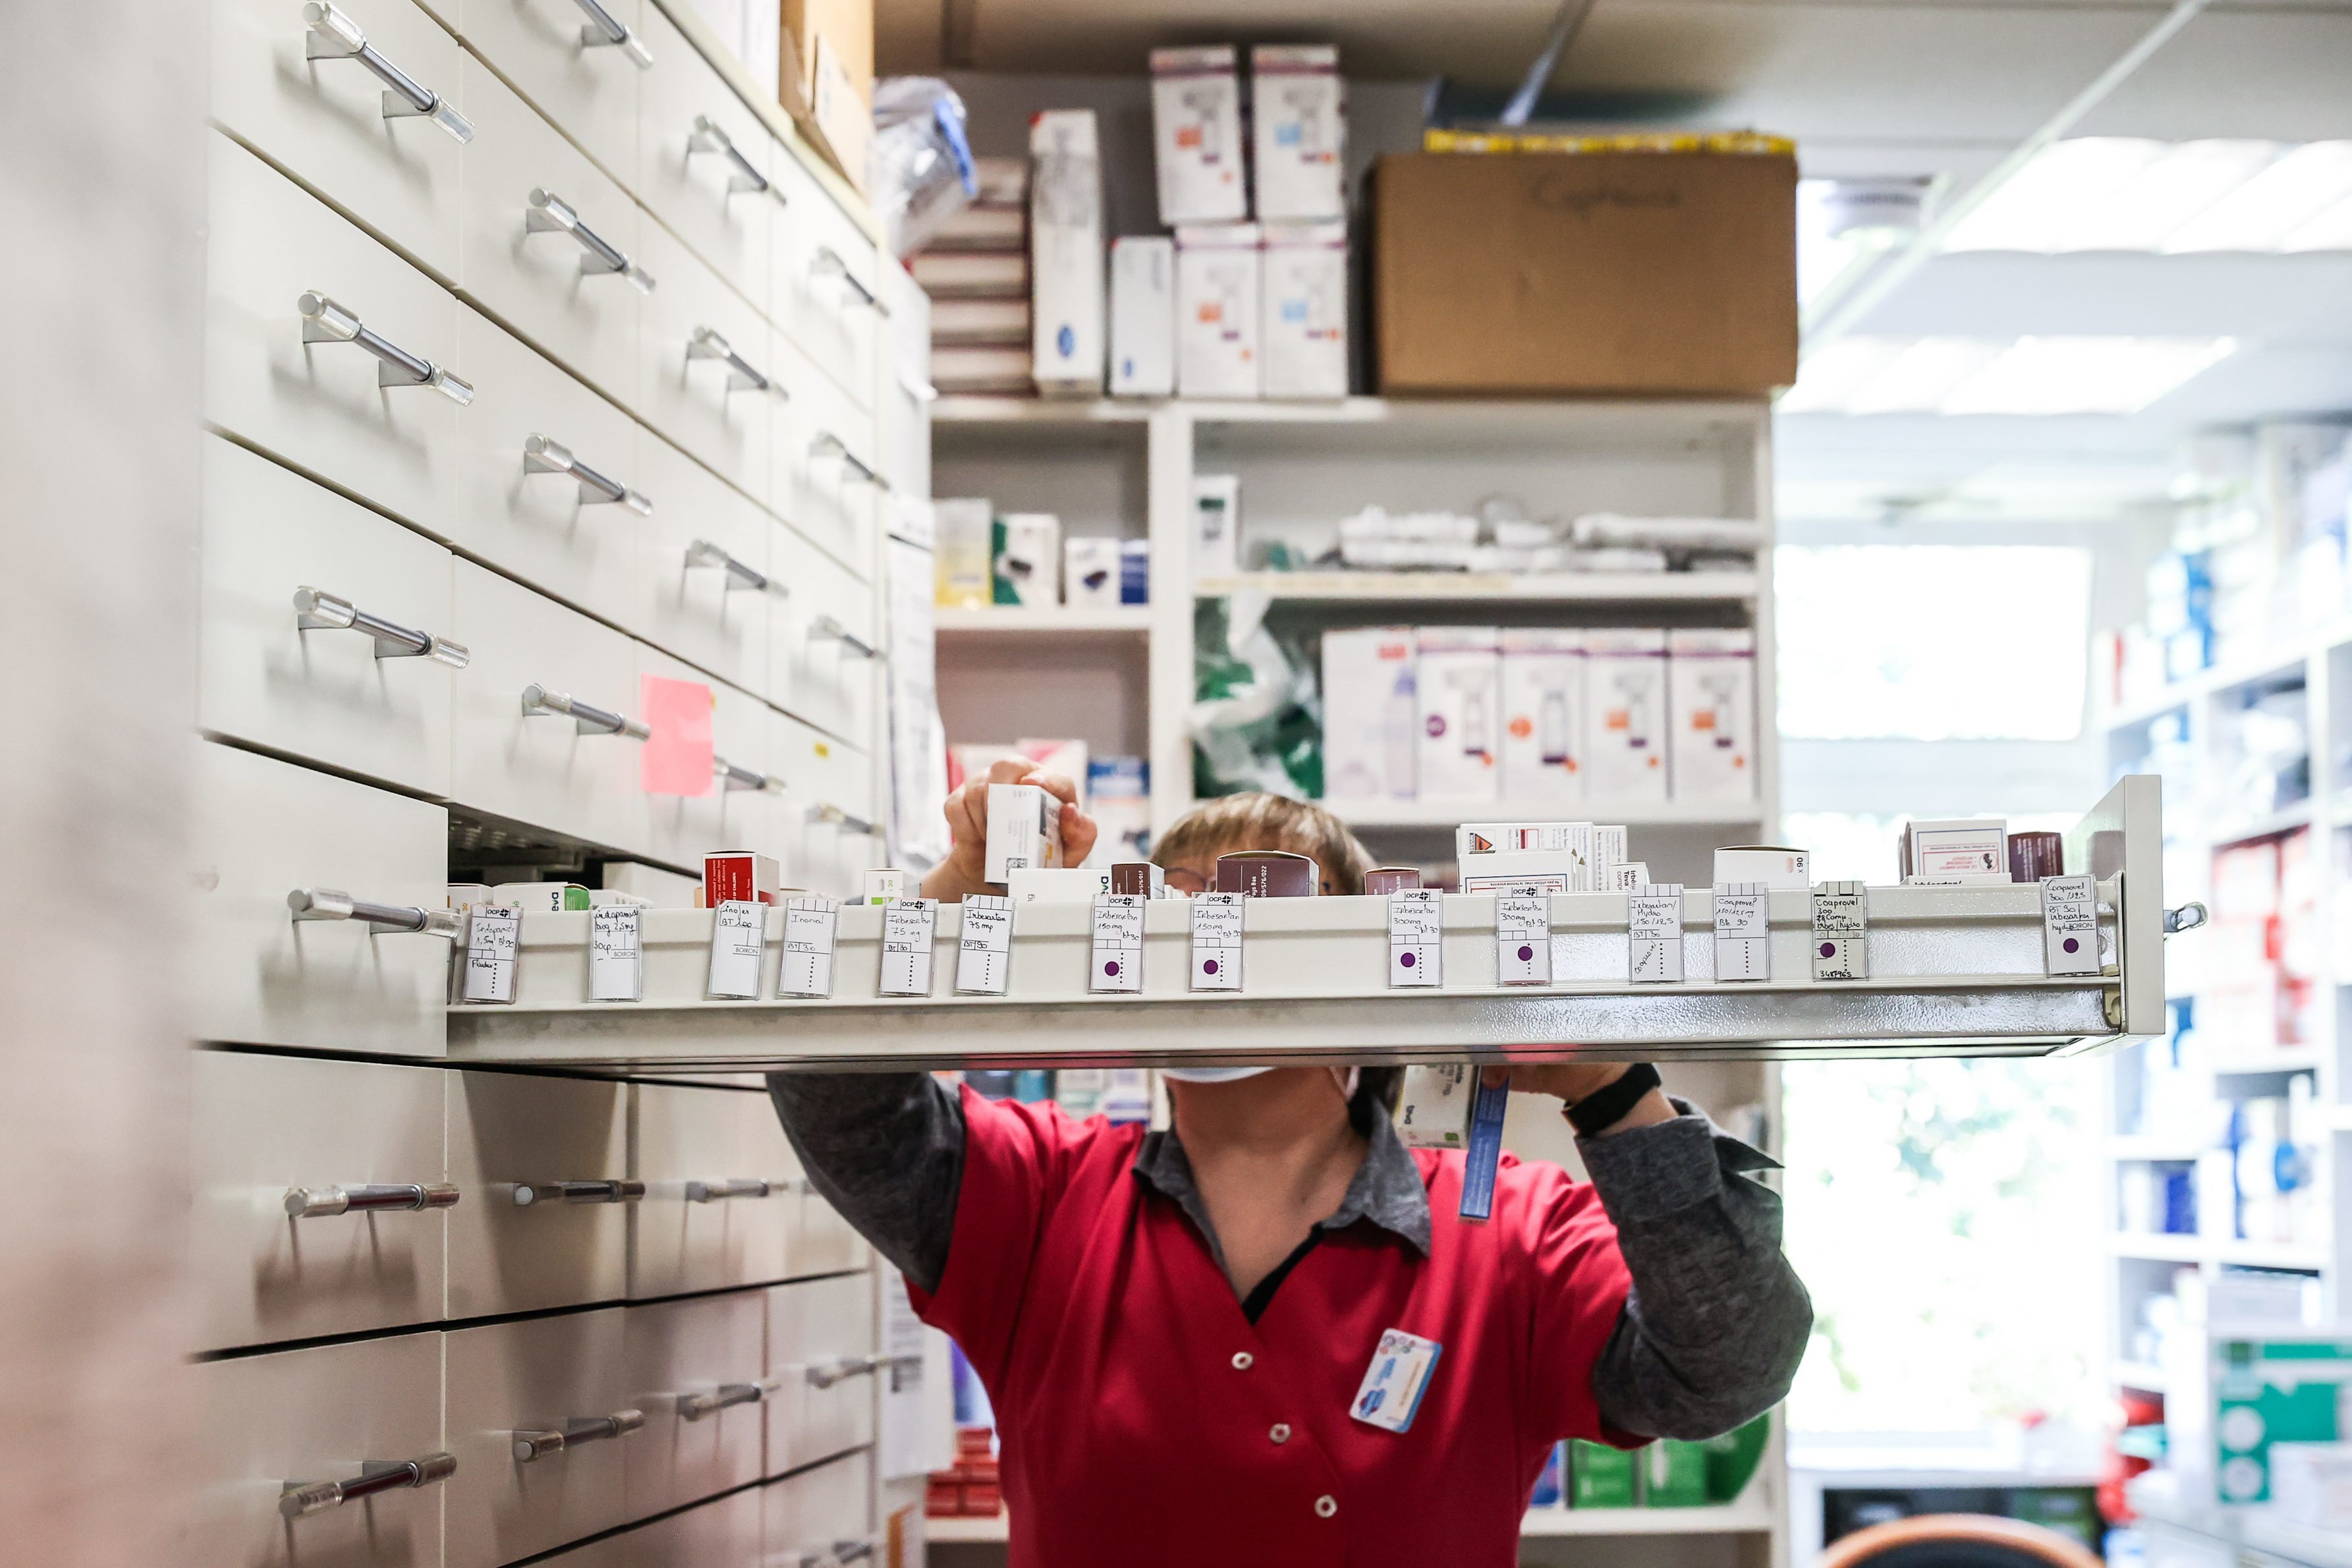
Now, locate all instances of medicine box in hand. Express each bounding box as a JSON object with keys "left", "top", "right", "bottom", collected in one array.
[{"left": 985, "top": 783, "right": 1065, "bottom": 883}]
